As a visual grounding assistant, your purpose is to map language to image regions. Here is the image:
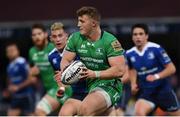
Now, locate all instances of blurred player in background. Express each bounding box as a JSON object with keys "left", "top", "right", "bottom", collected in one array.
[
  {"left": 126, "top": 23, "right": 180, "bottom": 115},
  {"left": 29, "top": 24, "right": 72, "bottom": 116},
  {"left": 60, "top": 6, "right": 126, "bottom": 116},
  {"left": 48, "top": 22, "right": 87, "bottom": 116},
  {"left": 5, "top": 43, "right": 35, "bottom": 116}
]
